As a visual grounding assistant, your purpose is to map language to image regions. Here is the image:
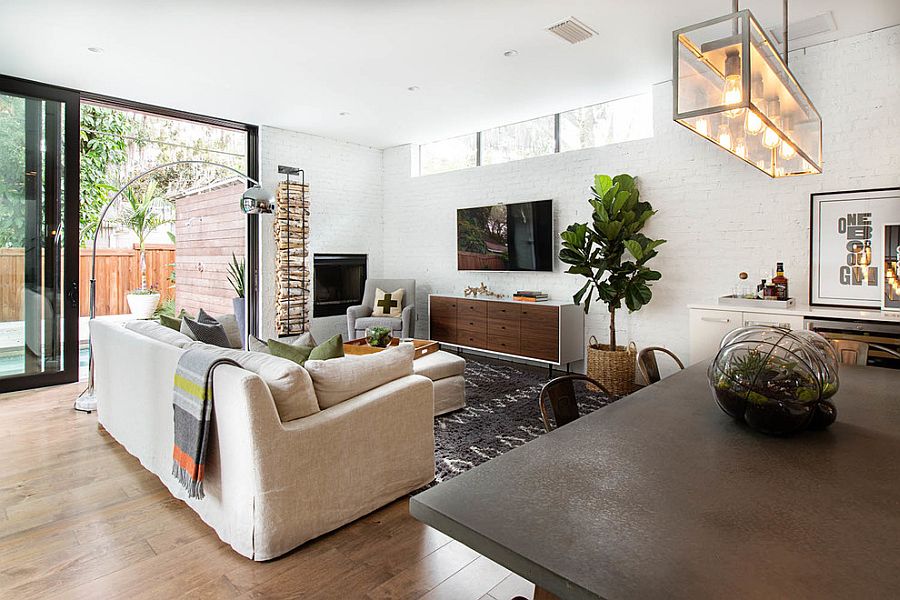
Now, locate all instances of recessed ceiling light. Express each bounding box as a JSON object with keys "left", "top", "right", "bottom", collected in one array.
[
  {"left": 339, "top": 111, "right": 351, "bottom": 116},
  {"left": 87, "top": 46, "right": 104, "bottom": 54},
  {"left": 503, "top": 49, "right": 518, "bottom": 57},
  {"left": 407, "top": 85, "right": 420, "bottom": 92}
]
